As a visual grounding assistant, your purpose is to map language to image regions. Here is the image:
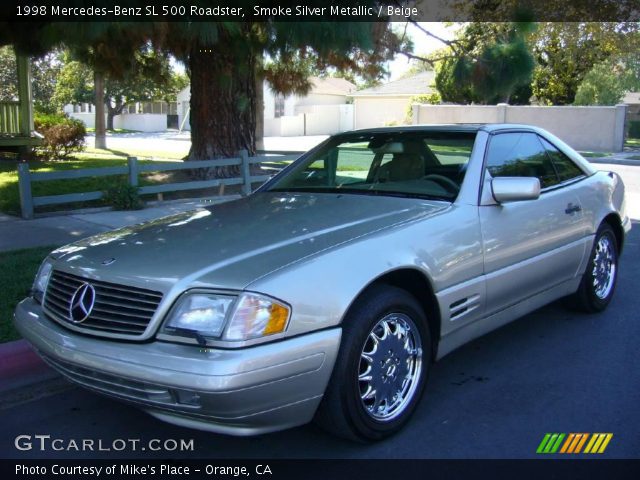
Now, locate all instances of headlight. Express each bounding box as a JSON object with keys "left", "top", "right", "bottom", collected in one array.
[
  {"left": 32, "top": 260, "right": 53, "bottom": 304},
  {"left": 162, "top": 291, "right": 290, "bottom": 345},
  {"left": 164, "top": 294, "right": 235, "bottom": 338}
]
